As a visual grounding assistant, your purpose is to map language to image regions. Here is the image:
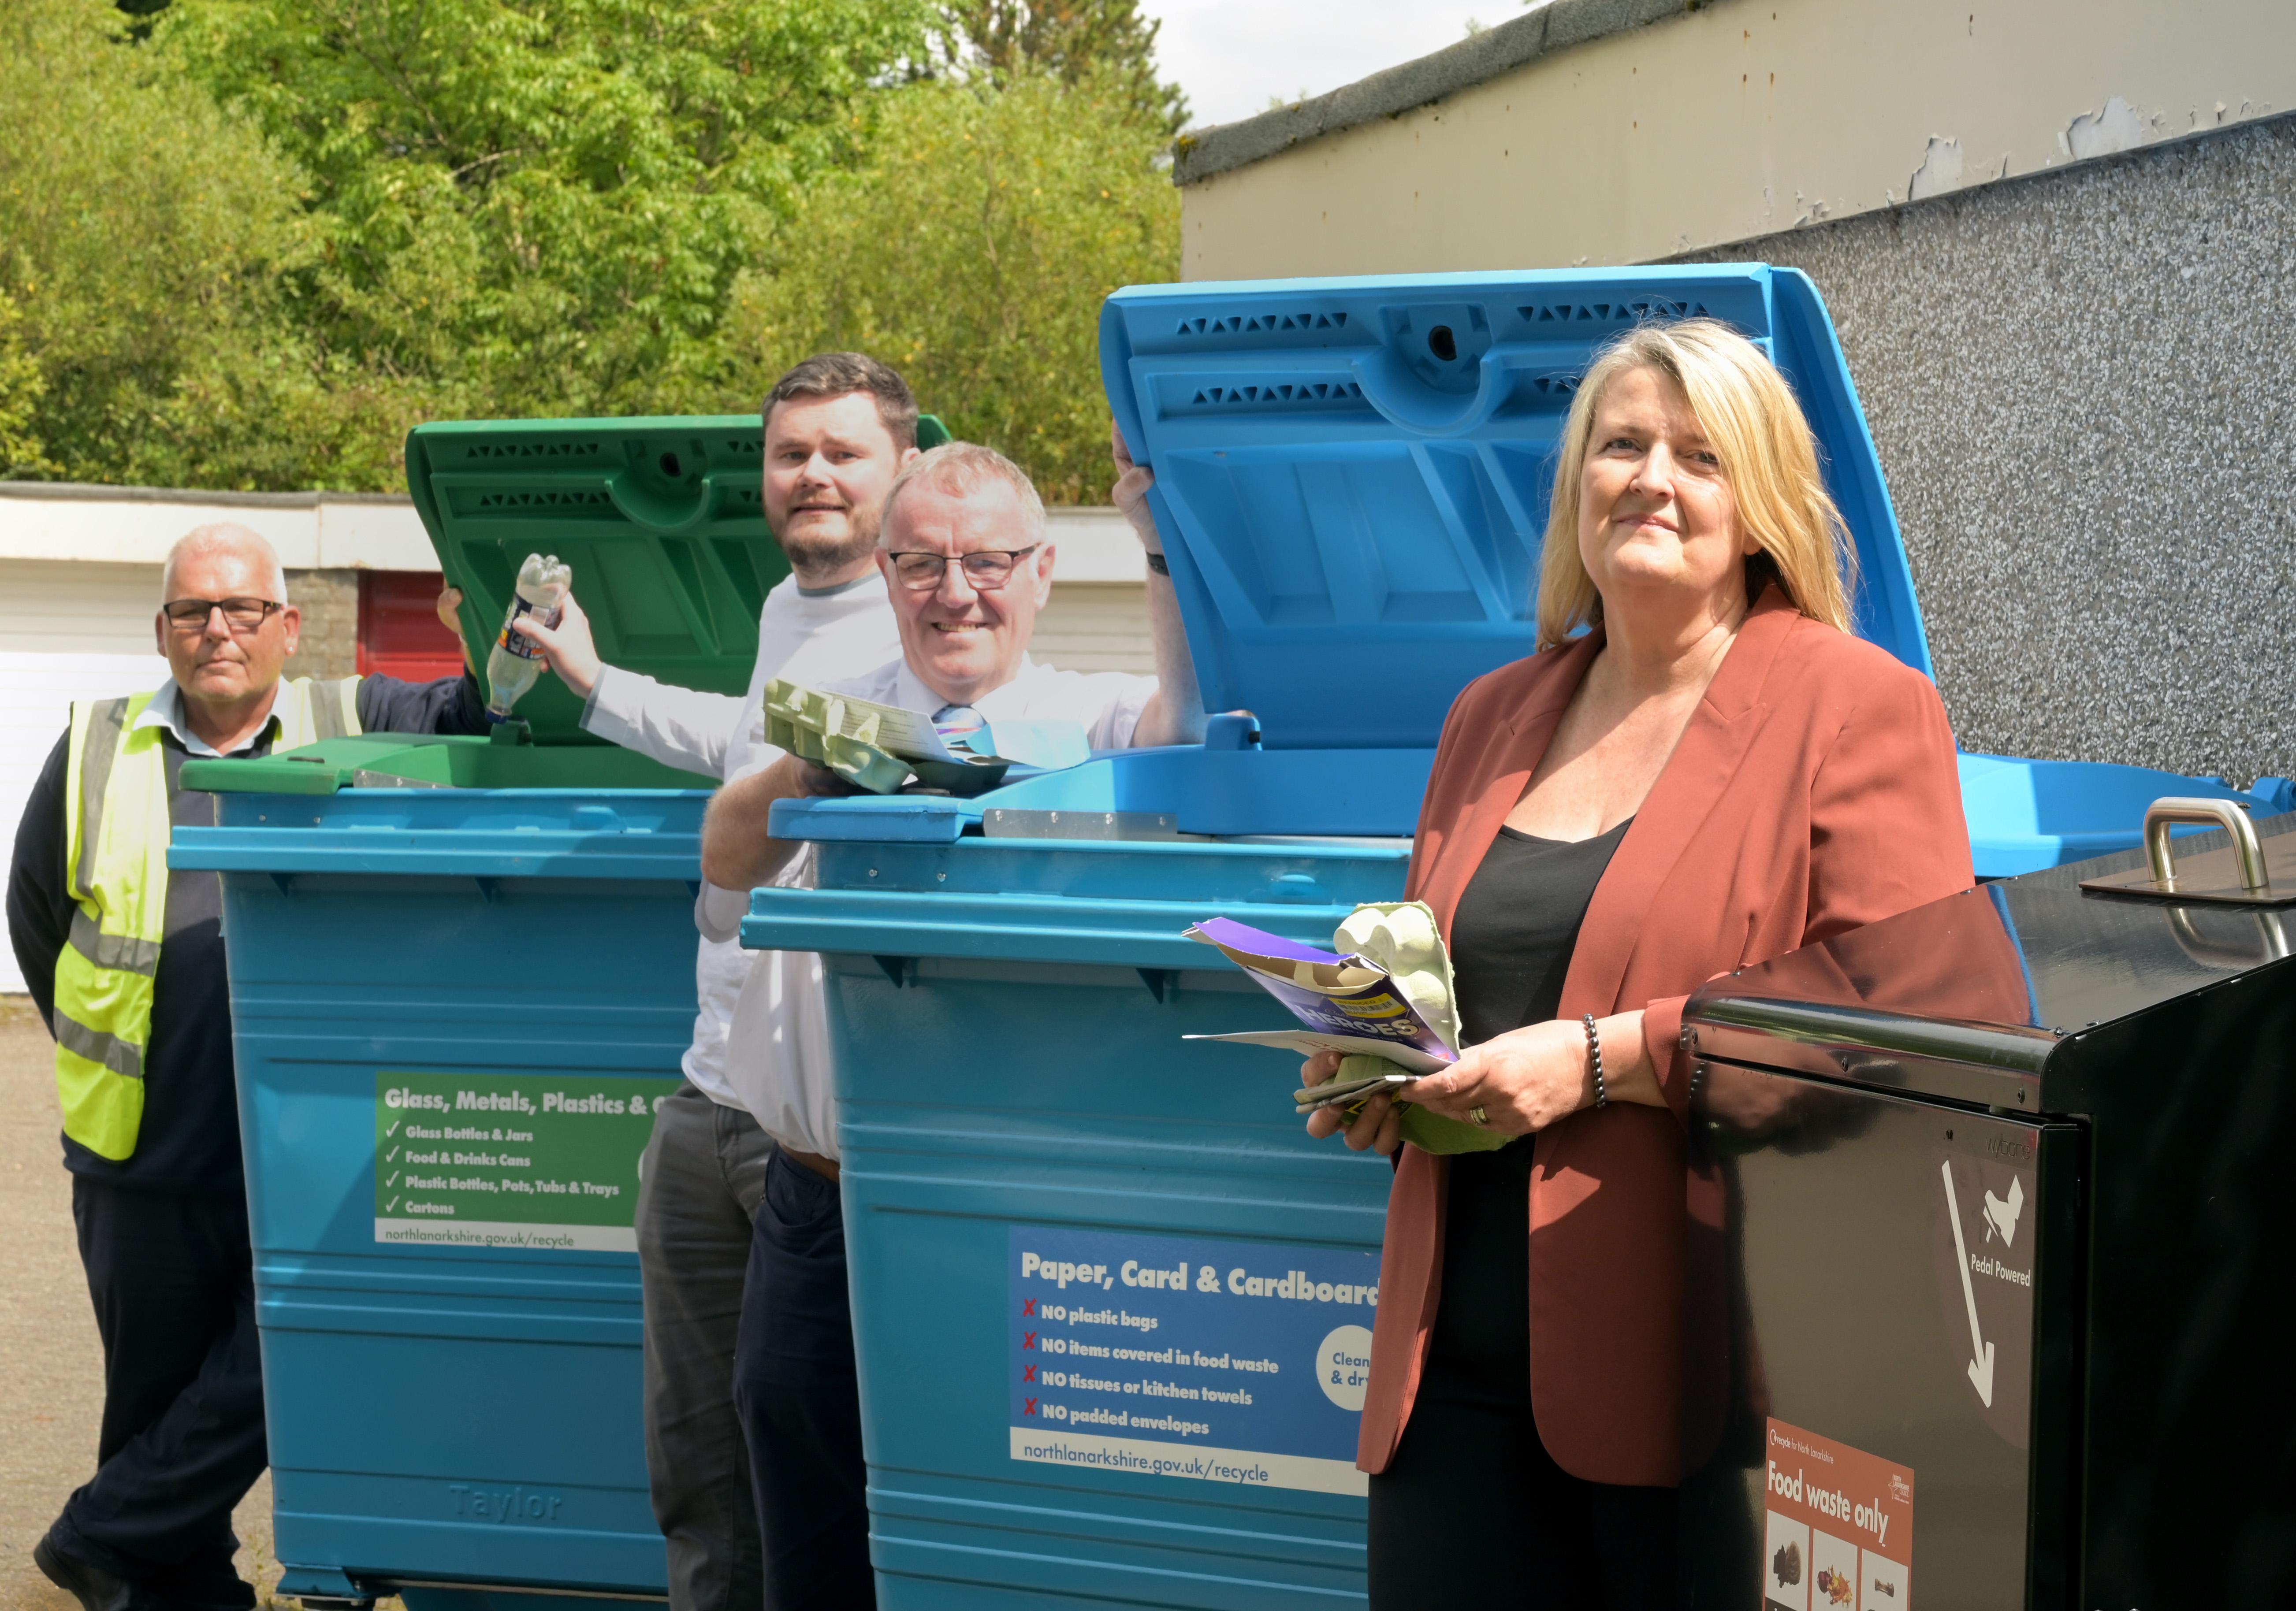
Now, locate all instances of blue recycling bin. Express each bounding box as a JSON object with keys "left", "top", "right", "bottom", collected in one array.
[
  {"left": 173, "top": 785, "right": 702, "bottom": 1610},
  {"left": 165, "top": 414, "right": 803, "bottom": 1609},
  {"left": 741, "top": 264, "right": 2275, "bottom": 1608}
]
